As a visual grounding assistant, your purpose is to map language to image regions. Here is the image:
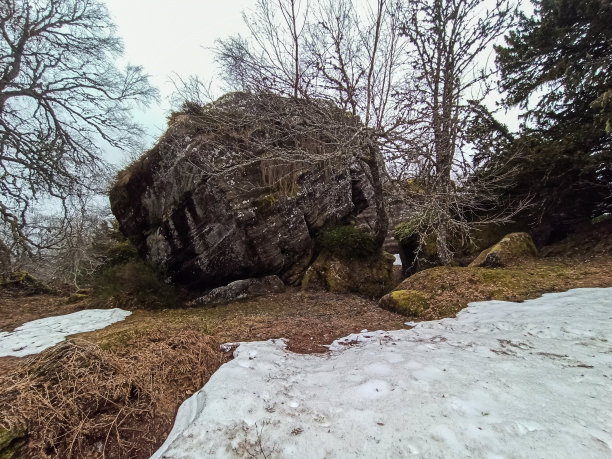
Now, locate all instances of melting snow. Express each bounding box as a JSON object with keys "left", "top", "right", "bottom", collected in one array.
[
  {"left": 0, "top": 309, "right": 131, "bottom": 357},
  {"left": 153, "top": 288, "right": 612, "bottom": 458},
  {"left": 393, "top": 253, "right": 402, "bottom": 265}
]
